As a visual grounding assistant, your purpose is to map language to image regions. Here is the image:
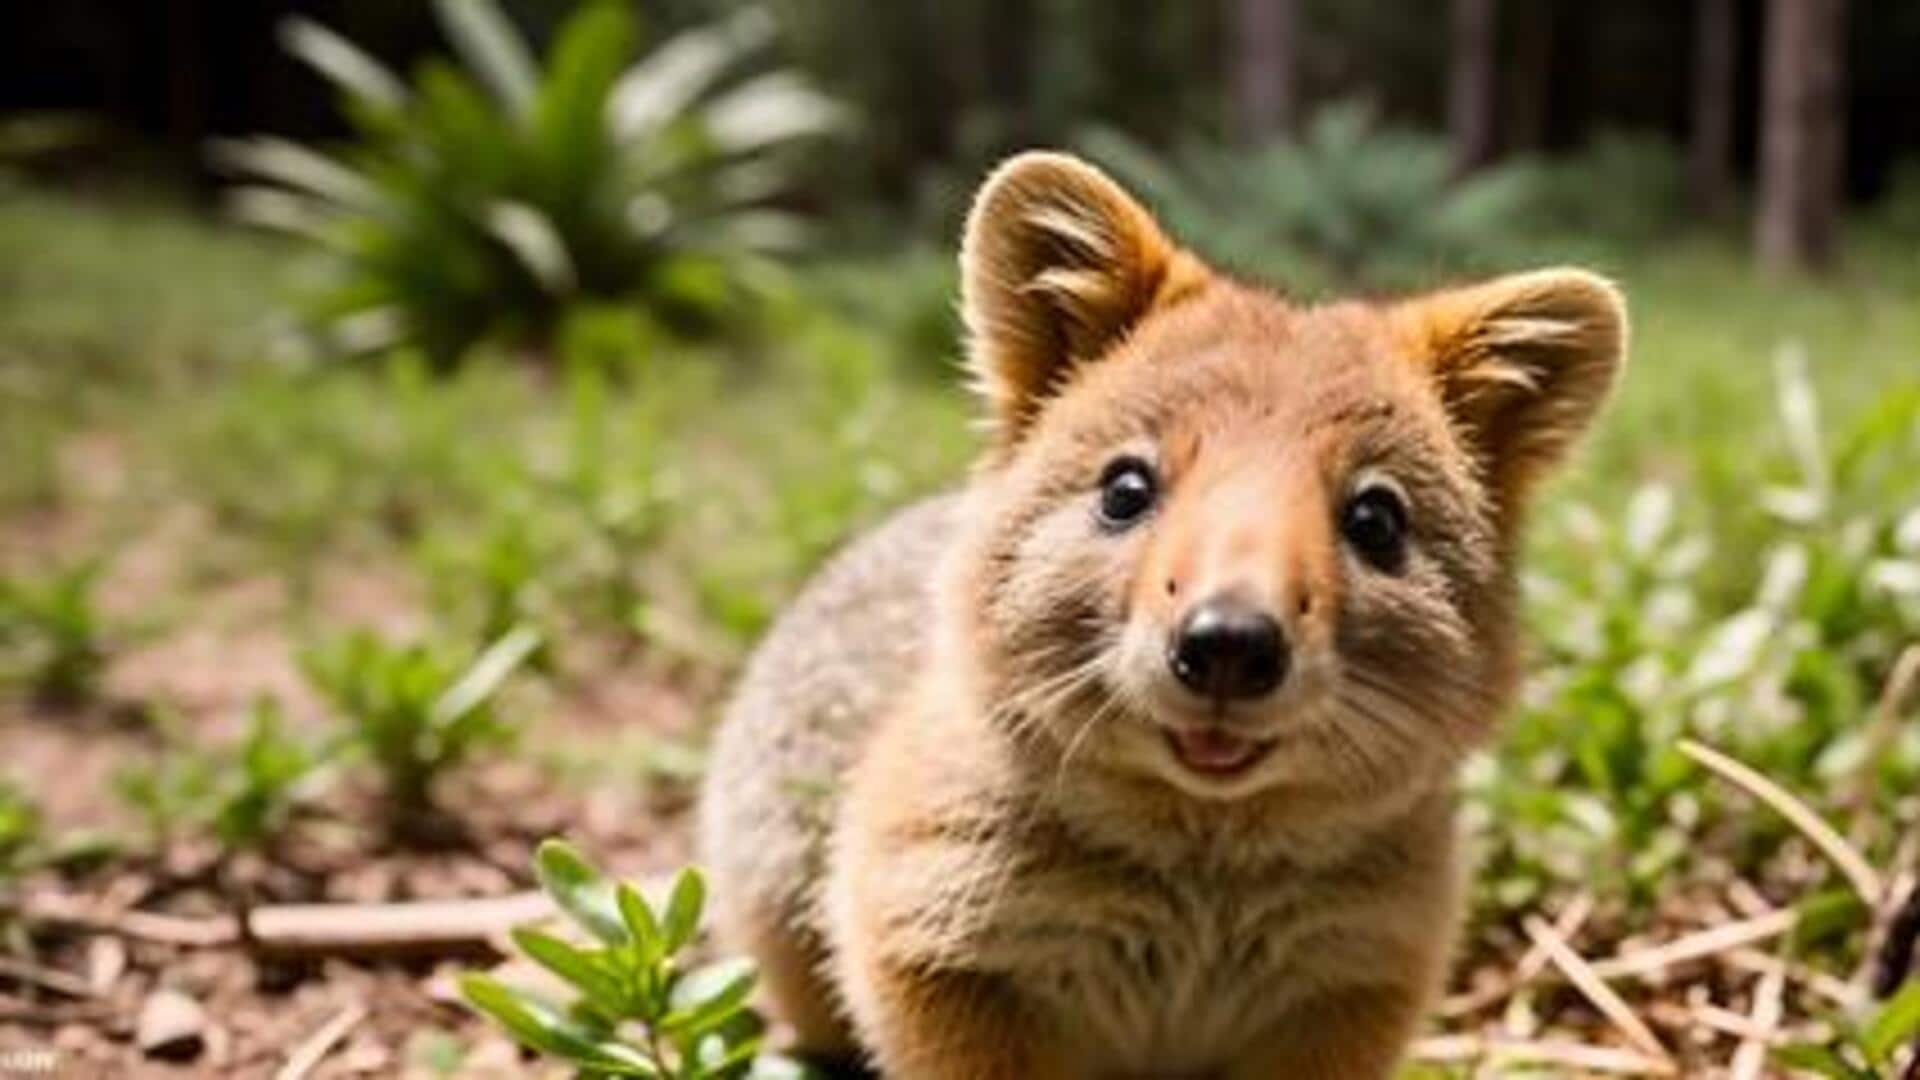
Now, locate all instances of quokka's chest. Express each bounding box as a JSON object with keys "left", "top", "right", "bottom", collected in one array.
[{"left": 965, "top": 857, "right": 1421, "bottom": 1074}]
